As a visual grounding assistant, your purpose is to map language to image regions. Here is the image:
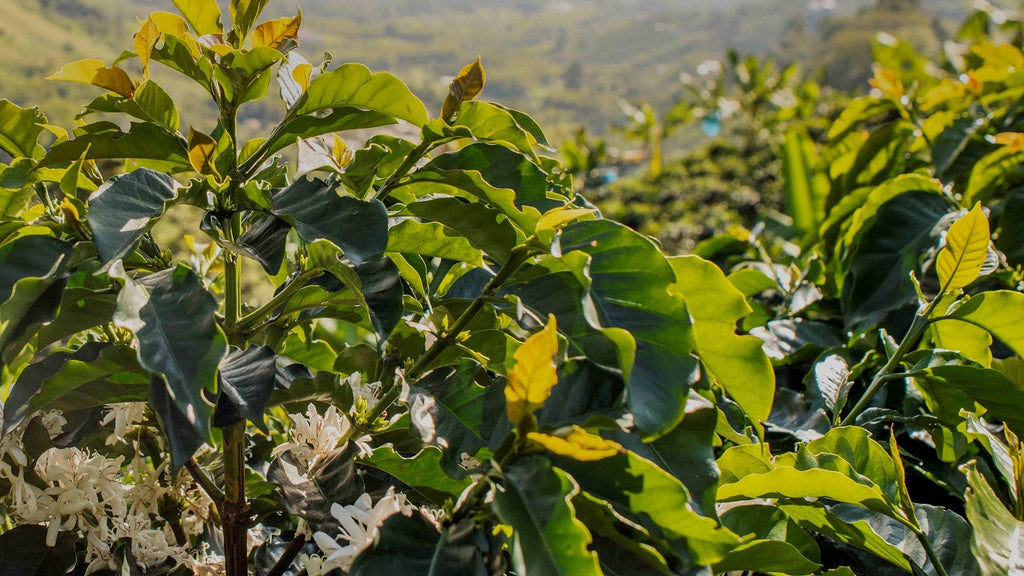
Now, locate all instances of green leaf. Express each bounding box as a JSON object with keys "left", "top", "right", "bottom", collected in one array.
[
  {"left": 965, "top": 462, "right": 1024, "bottom": 575},
  {"left": 831, "top": 503, "right": 979, "bottom": 576},
  {"left": 492, "top": 455, "right": 602, "bottom": 576},
  {"left": 937, "top": 290, "right": 1024, "bottom": 359},
  {"left": 350, "top": 514, "right": 500, "bottom": 576},
  {"left": 449, "top": 101, "right": 537, "bottom": 158},
  {"left": 781, "top": 126, "right": 820, "bottom": 235},
  {"left": 267, "top": 444, "right": 364, "bottom": 534},
  {"left": 914, "top": 363, "right": 1024, "bottom": 435},
  {"left": 34, "top": 287, "right": 118, "bottom": 351},
  {"left": 114, "top": 80, "right": 180, "bottom": 131},
  {"left": 230, "top": 0, "right": 270, "bottom": 41},
  {"left": 0, "top": 234, "right": 72, "bottom": 353},
  {"left": 272, "top": 177, "right": 388, "bottom": 266},
  {"left": 0, "top": 99, "right": 46, "bottom": 158},
  {"left": 400, "top": 167, "right": 543, "bottom": 233},
  {"left": 557, "top": 220, "right": 700, "bottom": 439},
  {"left": 41, "top": 121, "right": 190, "bottom": 173},
  {"left": 552, "top": 448, "right": 739, "bottom": 564},
  {"left": 669, "top": 255, "right": 774, "bottom": 425},
  {"left": 86, "top": 168, "right": 179, "bottom": 264},
  {"left": 149, "top": 374, "right": 206, "bottom": 470},
  {"left": 173, "top": 0, "right": 222, "bottom": 35},
  {"left": 841, "top": 188, "right": 950, "bottom": 333},
  {"left": 964, "top": 147, "right": 1024, "bottom": 206},
  {"left": 719, "top": 466, "right": 894, "bottom": 517},
  {"left": 386, "top": 219, "right": 483, "bottom": 266},
  {"left": 3, "top": 343, "right": 146, "bottom": 432},
  {"left": 714, "top": 540, "right": 821, "bottom": 575},
  {"left": 213, "top": 346, "right": 277, "bottom": 433},
  {"left": 296, "top": 63, "right": 428, "bottom": 127},
  {"left": 937, "top": 203, "right": 990, "bottom": 292},
  {"left": 0, "top": 525, "right": 78, "bottom": 575},
  {"left": 260, "top": 107, "right": 395, "bottom": 161},
  {"left": 778, "top": 503, "right": 912, "bottom": 571},
  {"left": 406, "top": 197, "right": 518, "bottom": 263},
  {"left": 828, "top": 97, "right": 896, "bottom": 141},
  {"left": 359, "top": 445, "right": 473, "bottom": 505},
  {"left": 112, "top": 264, "right": 227, "bottom": 448}
]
